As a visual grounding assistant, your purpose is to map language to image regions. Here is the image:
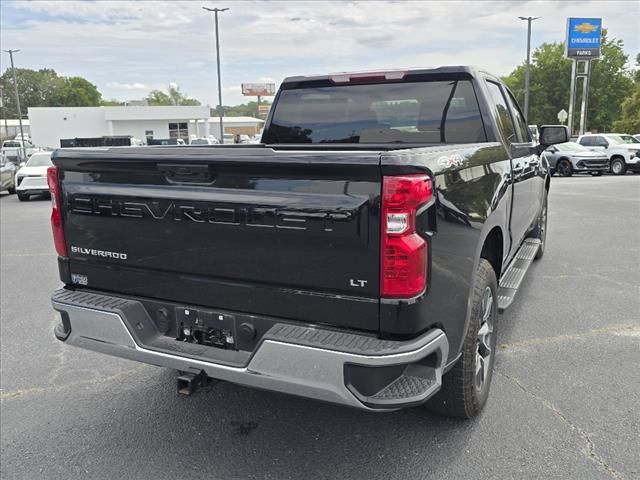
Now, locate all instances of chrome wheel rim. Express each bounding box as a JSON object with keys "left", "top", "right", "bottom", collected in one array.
[
  {"left": 475, "top": 286, "right": 494, "bottom": 393},
  {"left": 612, "top": 161, "right": 622, "bottom": 174}
]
